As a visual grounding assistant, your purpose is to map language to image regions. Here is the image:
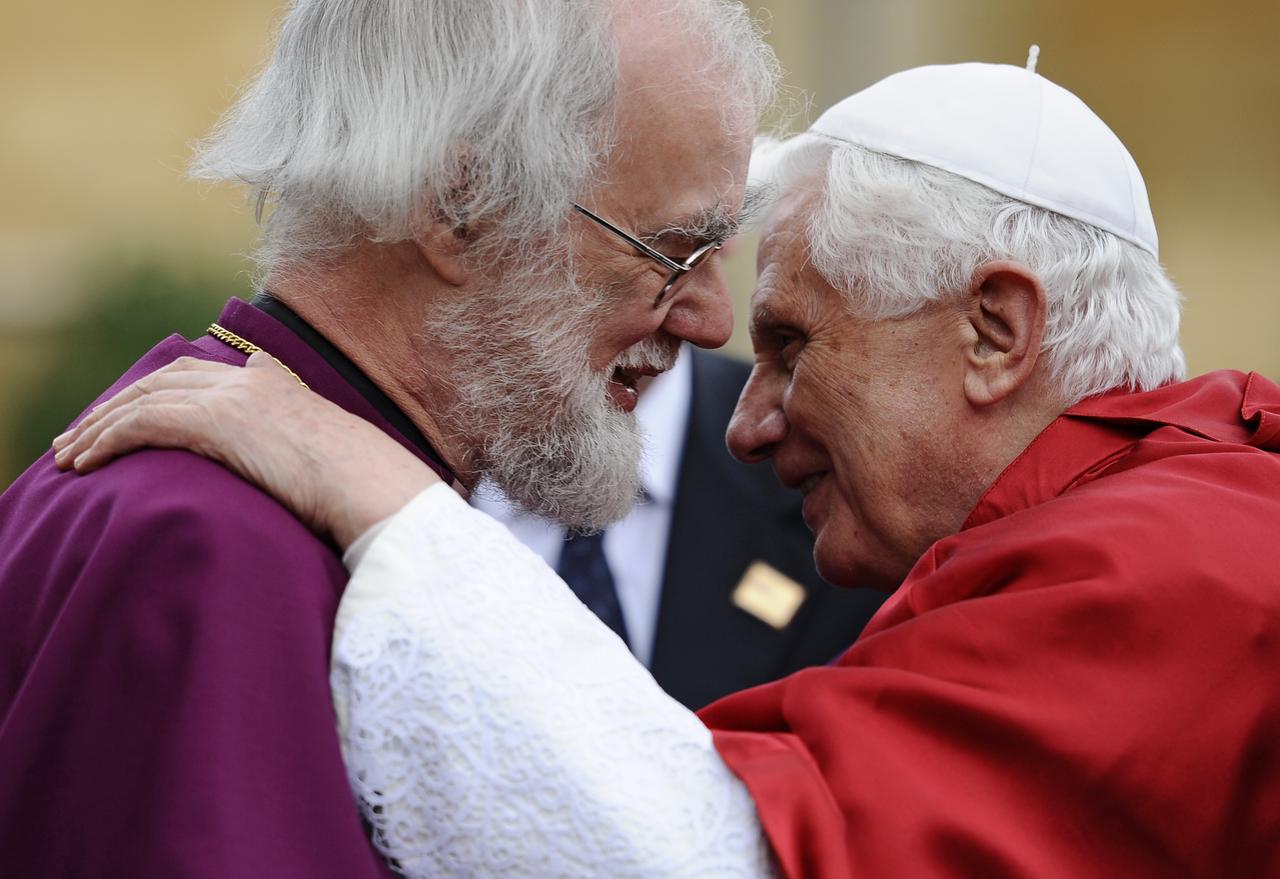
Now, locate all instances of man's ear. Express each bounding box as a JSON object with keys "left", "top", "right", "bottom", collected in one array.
[
  {"left": 413, "top": 219, "right": 470, "bottom": 287},
  {"left": 962, "top": 260, "right": 1047, "bottom": 407}
]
